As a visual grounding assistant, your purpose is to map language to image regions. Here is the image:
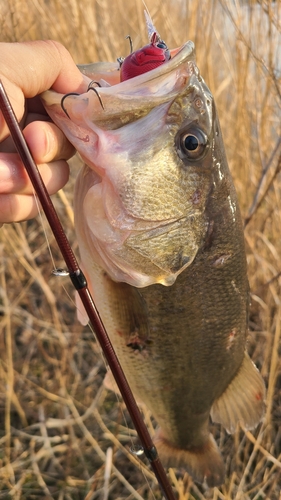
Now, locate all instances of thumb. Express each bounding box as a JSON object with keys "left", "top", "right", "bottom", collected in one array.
[
  {"left": 0, "top": 40, "right": 85, "bottom": 137},
  {"left": 0, "top": 40, "right": 84, "bottom": 97}
]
